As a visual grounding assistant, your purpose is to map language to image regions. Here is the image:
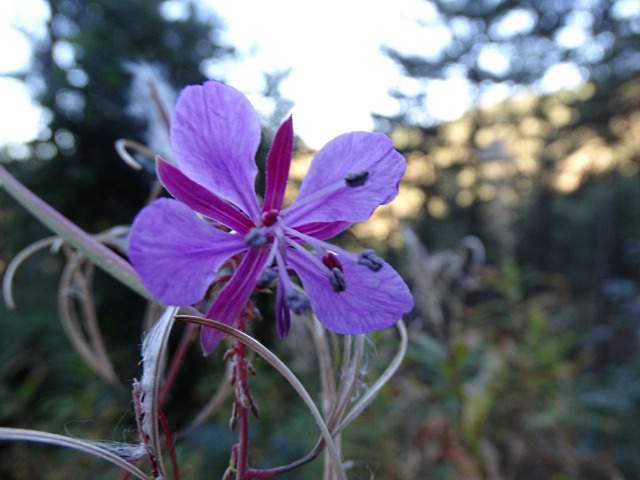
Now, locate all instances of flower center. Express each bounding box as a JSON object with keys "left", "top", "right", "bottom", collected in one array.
[{"left": 244, "top": 209, "right": 284, "bottom": 247}]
